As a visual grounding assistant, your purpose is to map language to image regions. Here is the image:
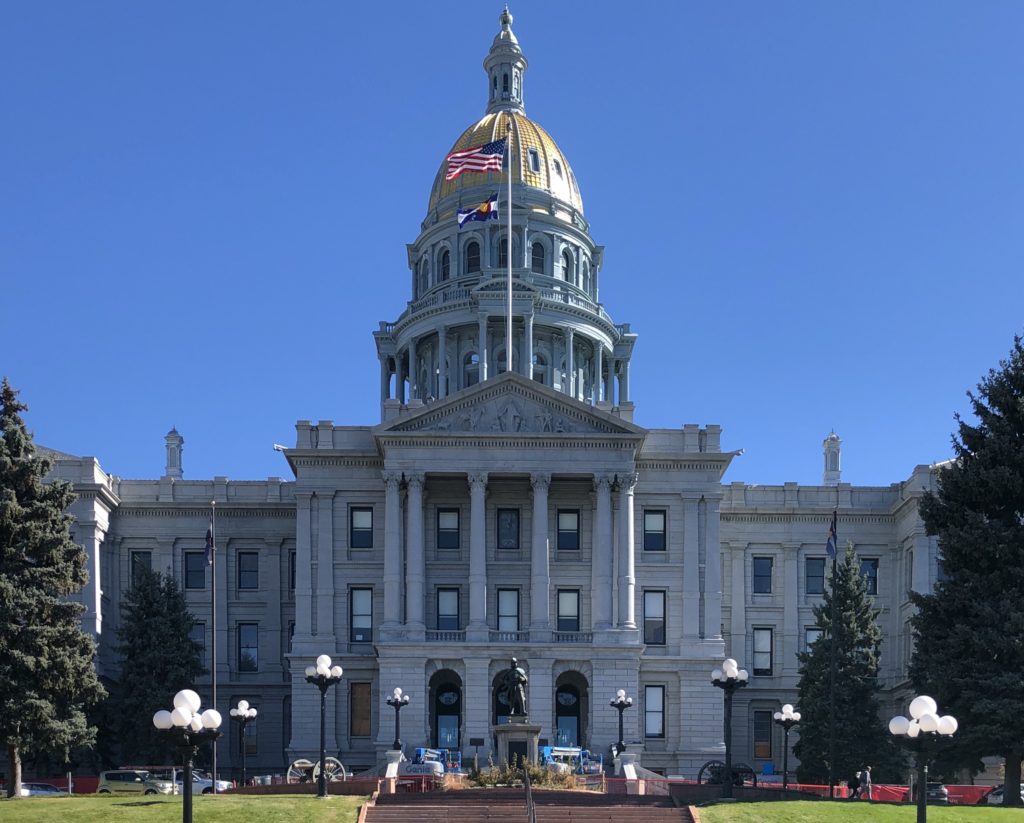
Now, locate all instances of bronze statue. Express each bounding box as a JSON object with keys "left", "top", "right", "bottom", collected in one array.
[{"left": 499, "top": 657, "right": 528, "bottom": 718}]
